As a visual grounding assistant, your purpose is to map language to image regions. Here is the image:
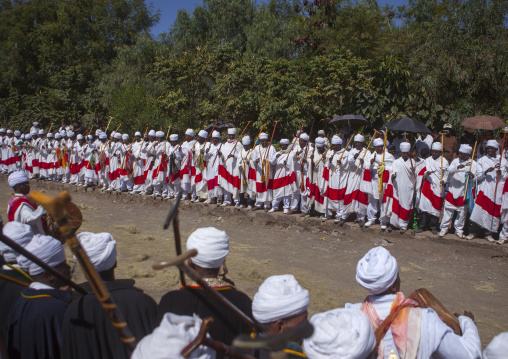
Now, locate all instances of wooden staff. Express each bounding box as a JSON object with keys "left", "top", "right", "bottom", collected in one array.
[
  {"left": 440, "top": 132, "right": 444, "bottom": 193},
  {"left": 246, "top": 126, "right": 265, "bottom": 162},
  {"left": 0, "top": 231, "right": 87, "bottom": 294},
  {"left": 463, "top": 141, "right": 478, "bottom": 200},
  {"left": 314, "top": 145, "right": 331, "bottom": 167},
  {"left": 224, "top": 121, "right": 251, "bottom": 162},
  {"left": 162, "top": 191, "right": 186, "bottom": 286},
  {"left": 261, "top": 121, "right": 278, "bottom": 183},
  {"left": 332, "top": 133, "right": 355, "bottom": 173},
  {"left": 0, "top": 273, "right": 29, "bottom": 287},
  {"left": 105, "top": 116, "right": 113, "bottom": 133},
  {"left": 352, "top": 130, "right": 378, "bottom": 178},
  {"left": 115, "top": 123, "right": 121, "bottom": 133},
  {"left": 207, "top": 121, "right": 218, "bottom": 139},
  {"left": 29, "top": 191, "right": 137, "bottom": 353},
  {"left": 492, "top": 130, "right": 507, "bottom": 212},
  {"left": 275, "top": 122, "right": 305, "bottom": 178}
]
